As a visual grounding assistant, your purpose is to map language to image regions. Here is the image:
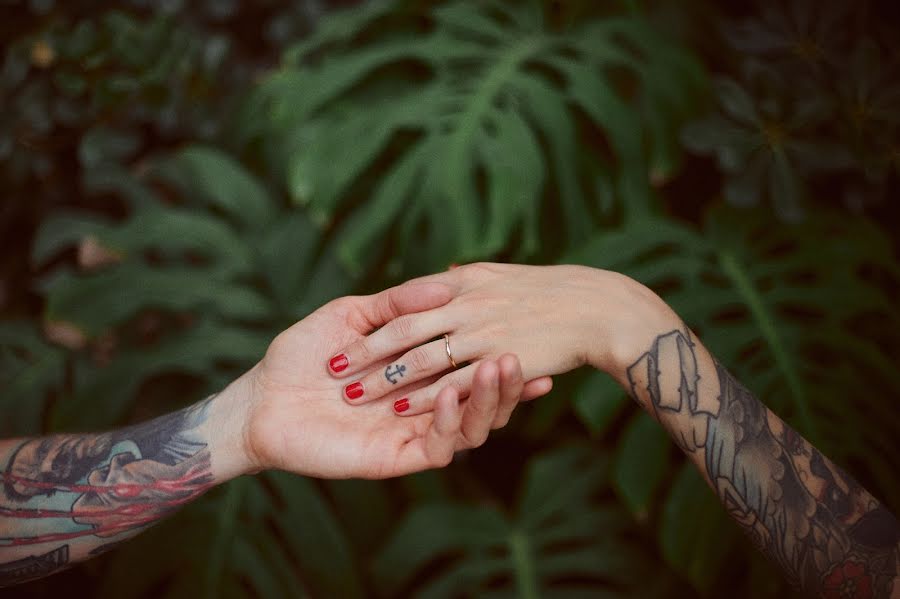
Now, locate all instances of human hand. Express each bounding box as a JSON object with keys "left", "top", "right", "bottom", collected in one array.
[
  {"left": 217, "top": 281, "right": 552, "bottom": 480},
  {"left": 326, "top": 263, "right": 677, "bottom": 416}
]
